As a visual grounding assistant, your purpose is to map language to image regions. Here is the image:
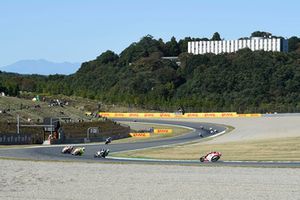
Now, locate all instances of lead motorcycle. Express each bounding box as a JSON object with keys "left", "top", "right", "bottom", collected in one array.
[
  {"left": 94, "top": 149, "right": 110, "bottom": 158},
  {"left": 200, "top": 151, "right": 222, "bottom": 162}
]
